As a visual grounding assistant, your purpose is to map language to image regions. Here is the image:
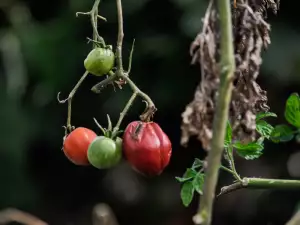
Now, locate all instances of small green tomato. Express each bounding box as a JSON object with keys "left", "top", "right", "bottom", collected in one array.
[
  {"left": 87, "top": 136, "right": 122, "bottom": 169},
  {"left": 84, "top": 46, "right": 115, "bottom": 76}
]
